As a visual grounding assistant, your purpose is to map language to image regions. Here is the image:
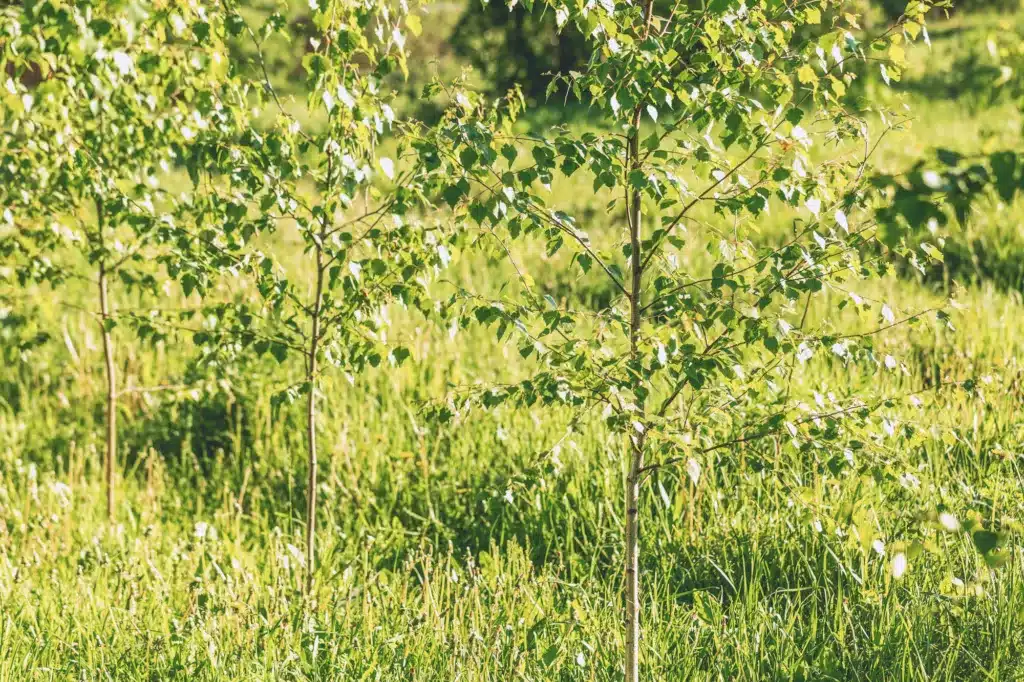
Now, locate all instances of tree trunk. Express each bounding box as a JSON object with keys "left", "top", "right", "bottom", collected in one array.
[
  {"left": 305, "top": 245, "right": 325, "bottom": 594},
  {"left": 625, "top": 436, "right": 644, "bottom": 682},
  {"left": 95, "top": 195, "right": 117, "bottom": 523},
  {"left": 625, "top": 6, "right": 654, "bottom": 676},
  {"left": 625, "top": 102, "right": 646, "bottom": 682},
  {"left": 98, "top": 260, "right": 117, "bottom": 521}
]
